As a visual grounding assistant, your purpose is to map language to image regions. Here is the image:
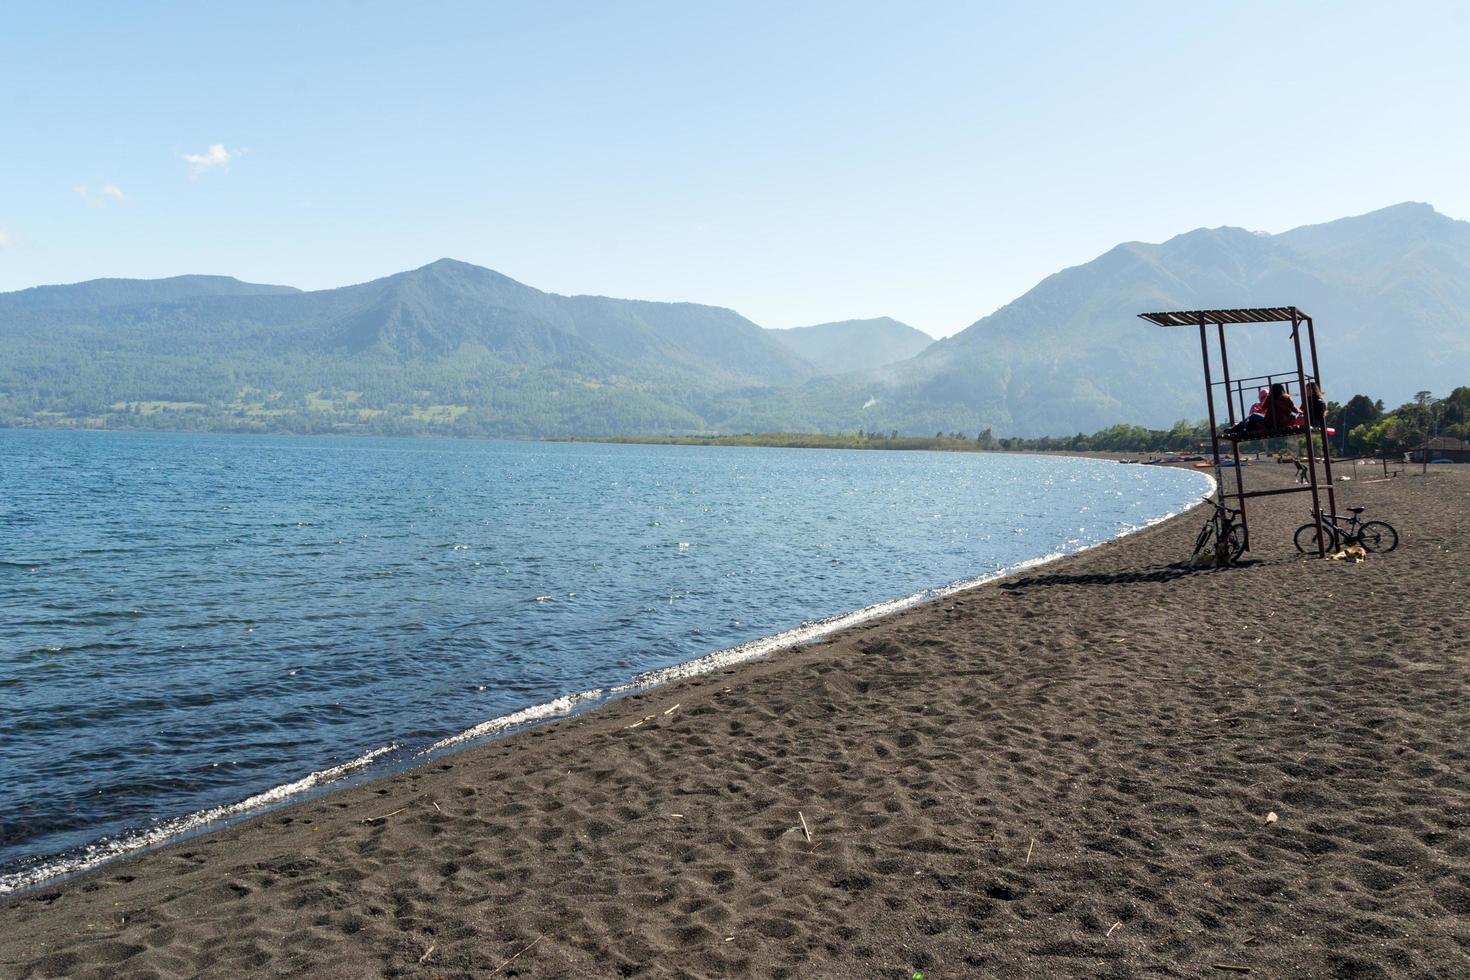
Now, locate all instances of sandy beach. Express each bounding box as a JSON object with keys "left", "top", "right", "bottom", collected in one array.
[{"left": 3, "top": 462, "right": 1467, "bottom": 979}]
